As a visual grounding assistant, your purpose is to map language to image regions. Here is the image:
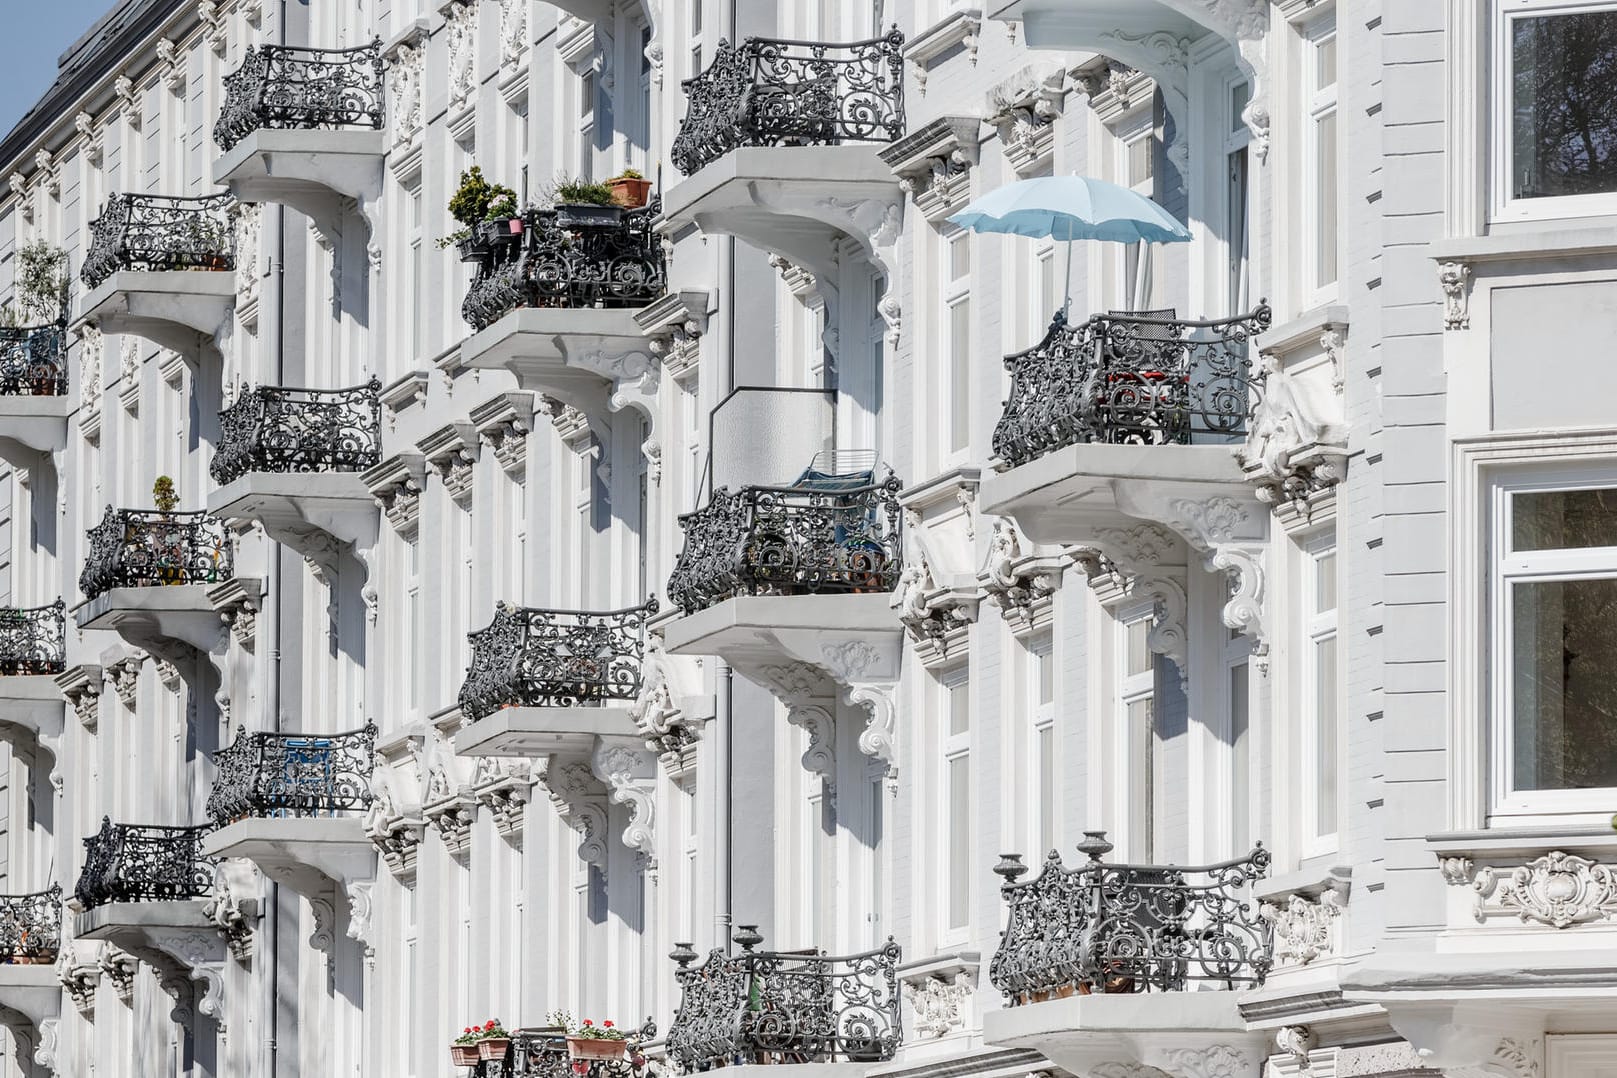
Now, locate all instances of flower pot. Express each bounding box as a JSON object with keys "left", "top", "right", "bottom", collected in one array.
[
  {"left": 508, "top": 216, "right": 526, "bottom": 235},
  {"left": 480, "top": 1037, "right": 511, "bottom": 1062},
  {"left": 568, "top": 1037, "right": 627, "bottom": 1061},
  {"left": 451, "top": 1044, "right": 481, "bottom": 1067},
  {"left": 456, "top": 237, "right": 489, "bottom": 264},
  {"left": 609, "top": 177, "right": 653, "bottom": 209},
  {"left": 556, "top": 203, "right": 624, "bottom": 230}
]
